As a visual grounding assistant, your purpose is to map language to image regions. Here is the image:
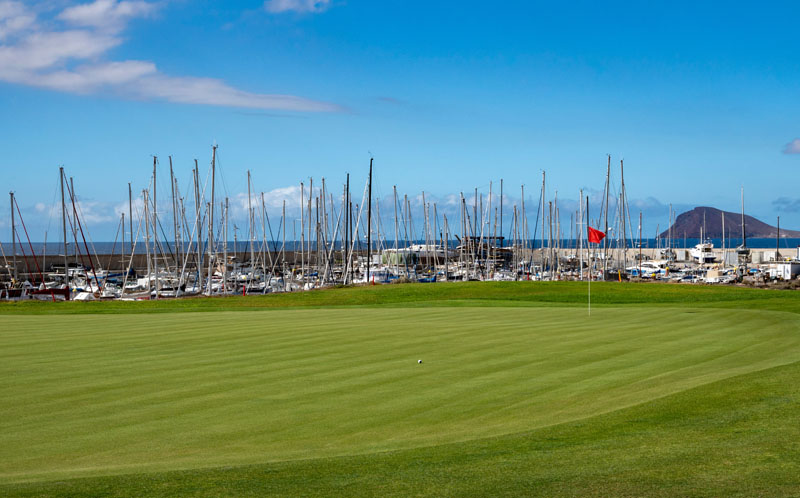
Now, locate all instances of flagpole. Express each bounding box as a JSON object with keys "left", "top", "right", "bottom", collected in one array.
[{"left": 586, "top": 195, "right": 591, "bottom": 316}]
